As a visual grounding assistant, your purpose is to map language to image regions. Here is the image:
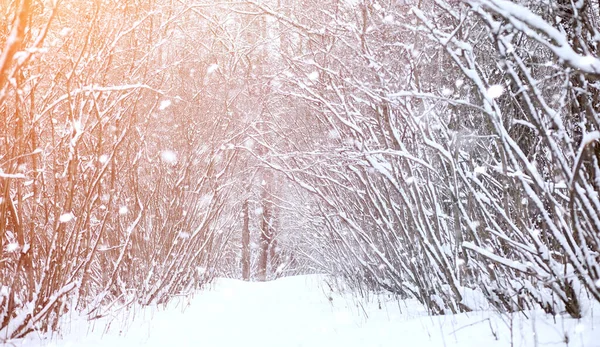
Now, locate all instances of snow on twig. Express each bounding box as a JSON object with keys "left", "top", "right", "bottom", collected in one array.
[{"left": 471, "top": 0, "right": 600, "bottom": 74}]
